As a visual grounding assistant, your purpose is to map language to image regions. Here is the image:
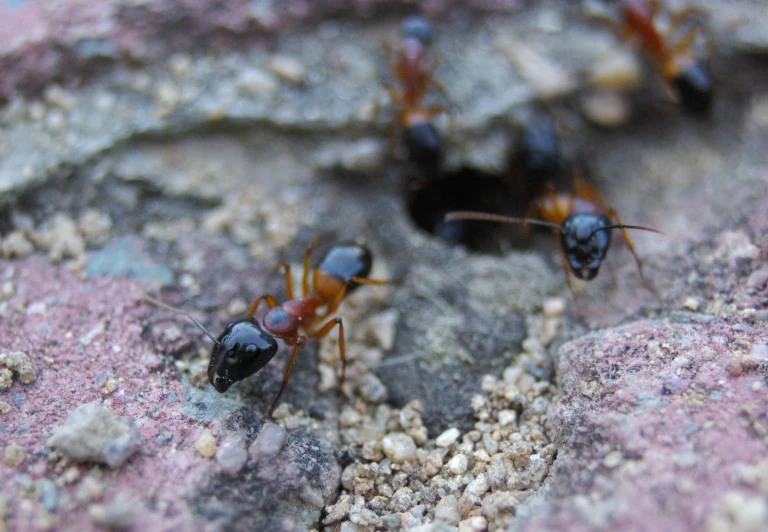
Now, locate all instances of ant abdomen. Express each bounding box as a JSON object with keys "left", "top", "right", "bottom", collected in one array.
[
  {"left": 672, "top": 63, "right": 713, "bottom": 115},
  {"left": 316, "top": 243, "right": 373, "bottom": 296}
]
